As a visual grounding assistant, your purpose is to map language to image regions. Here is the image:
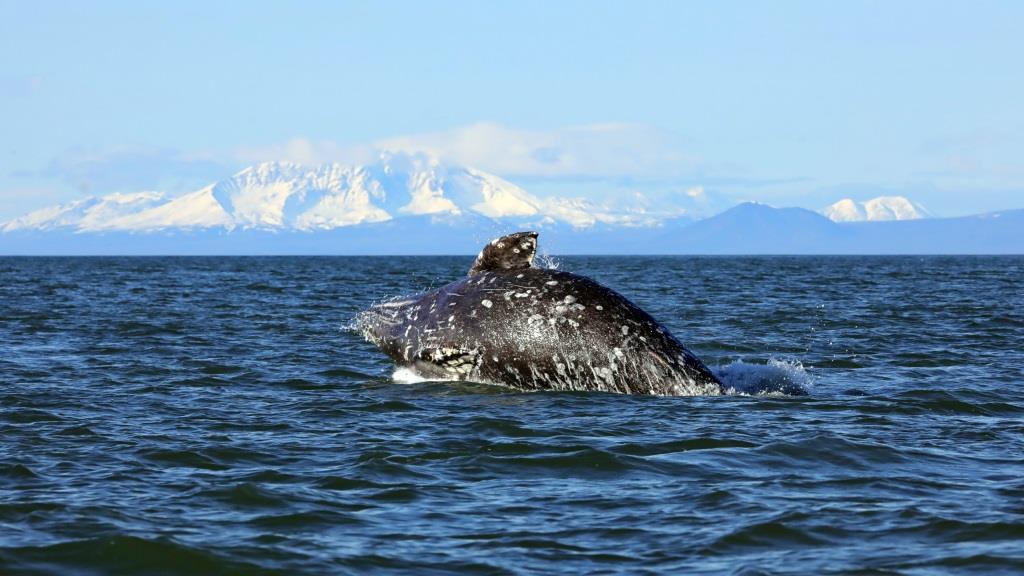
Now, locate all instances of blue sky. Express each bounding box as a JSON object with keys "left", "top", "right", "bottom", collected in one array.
[{"left": 2, "top": 0, "right": 1022, "bottom": 221}]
